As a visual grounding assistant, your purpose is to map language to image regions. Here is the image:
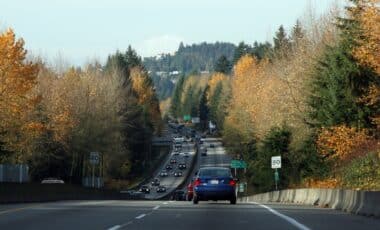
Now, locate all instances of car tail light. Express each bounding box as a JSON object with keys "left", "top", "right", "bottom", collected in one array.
[
  {"left": 229, "top": 179, "right": 236, "bottom": 186},
  {"left": 194, "top": 178, "right": 201, "bottom": 187}
]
